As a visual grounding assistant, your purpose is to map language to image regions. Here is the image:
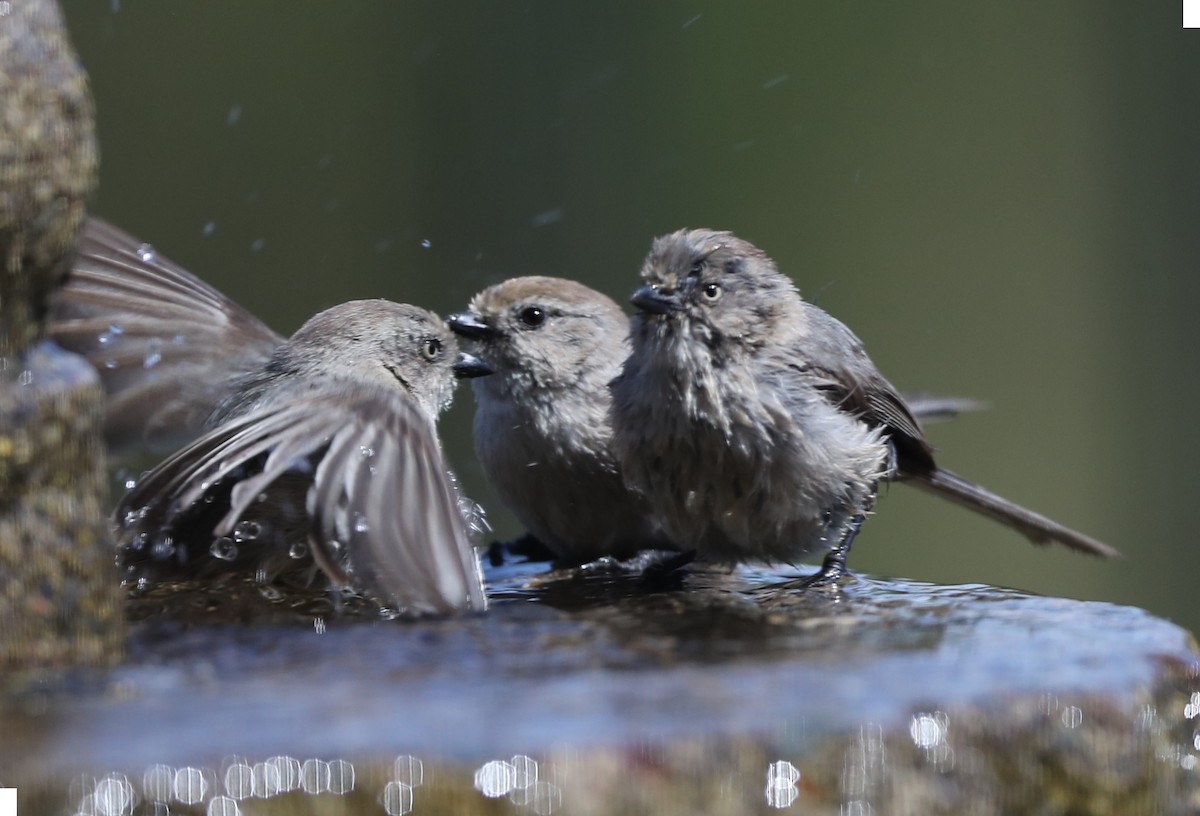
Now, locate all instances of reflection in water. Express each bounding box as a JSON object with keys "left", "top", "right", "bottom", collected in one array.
[
  {"left": 909, "top": 711, "right": 953, "bottom": 771},
  {"left": 66, "top": 757, "right": 356, "bottom": 814},
  {"left": 473, "top": 755, "right": 561, "bottom": 813},
  {"left": 765, "top": 759, "right": 800, "bottom": 808}
]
